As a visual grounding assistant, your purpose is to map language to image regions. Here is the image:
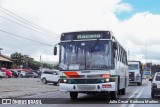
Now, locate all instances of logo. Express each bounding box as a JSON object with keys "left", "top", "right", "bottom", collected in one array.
[{"left": 2, "top": 99, "right": 11, "bottom": 104}]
